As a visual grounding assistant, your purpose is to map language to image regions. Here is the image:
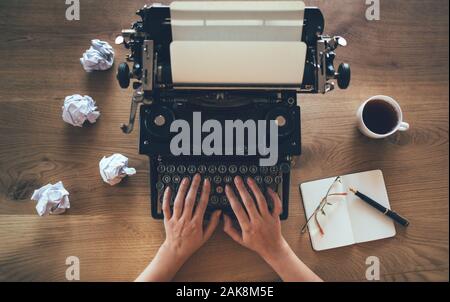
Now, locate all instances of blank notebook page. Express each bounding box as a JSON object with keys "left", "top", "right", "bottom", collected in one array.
[{"left": 300, "top": 170, "right": 396, "bottom": 251}]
